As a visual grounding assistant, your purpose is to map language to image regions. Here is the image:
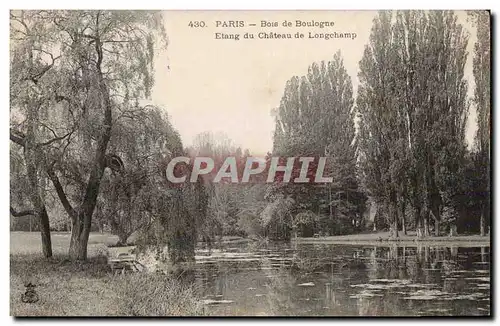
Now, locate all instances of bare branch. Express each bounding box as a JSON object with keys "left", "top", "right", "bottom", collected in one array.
[
  {"left": 10, "top": 206, "right": 35, "bottom": 217},
  {"left": 38, "top": 129, "right": 74, "bottom": 147},
  {"left": 46, "top": 165, "right": 77, "bottom": 220},
  {"left": 10, "top": 129, "right": 26, "bottom": 147}
]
